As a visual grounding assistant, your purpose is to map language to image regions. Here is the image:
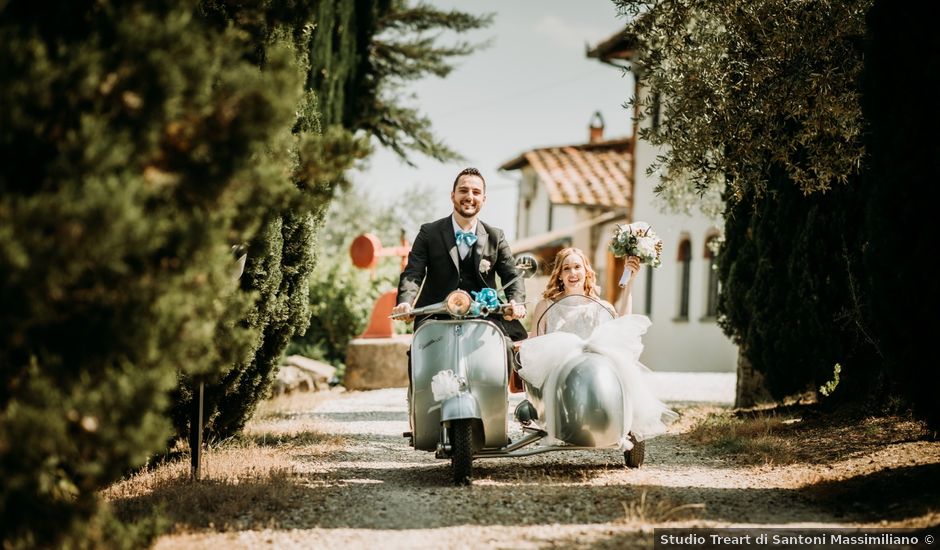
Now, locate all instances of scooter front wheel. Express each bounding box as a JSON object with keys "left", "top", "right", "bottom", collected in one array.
[{"left": 450, "top": 420, "right": 474, "bottom": 485}]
